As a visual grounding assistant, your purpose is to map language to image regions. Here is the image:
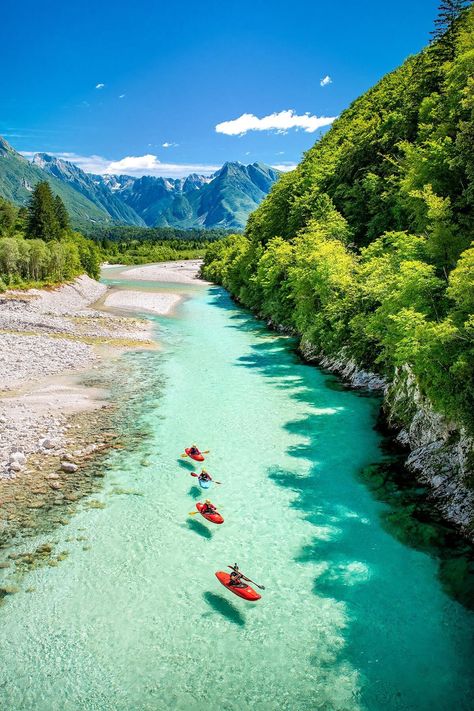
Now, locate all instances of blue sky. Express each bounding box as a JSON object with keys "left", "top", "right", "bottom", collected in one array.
[{"left": 1, "top": 0, "right": 439, "bottom": 176}]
